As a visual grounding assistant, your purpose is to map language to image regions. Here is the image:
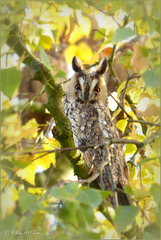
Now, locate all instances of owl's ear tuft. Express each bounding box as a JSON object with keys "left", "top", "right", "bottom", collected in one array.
[
  {"left": 72, "top": 56, "right": 84, "bottom": 72},
  {"left": 96, "top": 58, "right": 108, "bottom": 75}
]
